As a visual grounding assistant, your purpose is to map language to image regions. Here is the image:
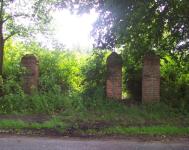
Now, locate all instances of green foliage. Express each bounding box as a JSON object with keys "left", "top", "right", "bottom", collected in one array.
[
  {"left": 0, "top": 40, "right": 85, "bottom": 114},
  {"left": 0, "top": 91, "right": 85, "bottom": 114},
  {"left": 0, "top": 117, "right": 65, "bottom": 130},
  {"left": 122, "top": 48, "right": 143, "bottom": 100},
  {"left": 0, "top": 120, "right": 28, "bottom": 129},
  {"left": 58, "top": 96, "right": 189, "bottom": 136},
  {"left": 3, "top": 41, "right": 83, "bottom": 94},
  {"left": 81, "top": 50, "right": 110, "bottom": 97},
  {"left": 0, "top": 75, "right": 3, "bottom": 88},
  {"left": 73, "top": 0, "right": 189, "bottom": 106},
  {"left": 3, "top": 41, "right": 25, "bottom": 95},
  {"left": 161, "top": 55, "right": 189, "bottom": 112},
  {"left": 26, "top": 43, "right": 84, "bottom": 93},
  {"left": 1, "top": 0, "right": 53, "bottom": 39}
]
